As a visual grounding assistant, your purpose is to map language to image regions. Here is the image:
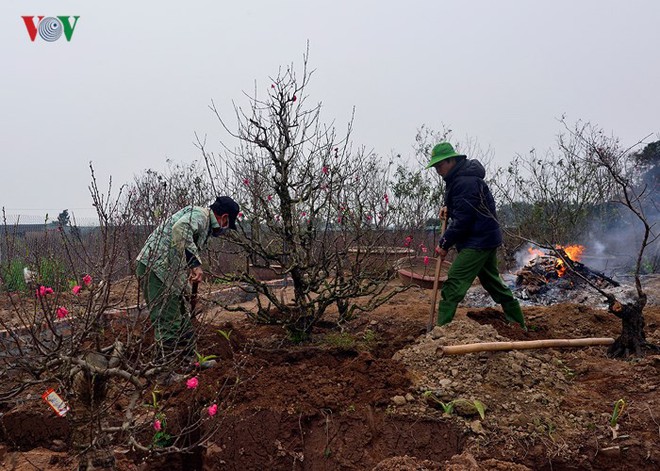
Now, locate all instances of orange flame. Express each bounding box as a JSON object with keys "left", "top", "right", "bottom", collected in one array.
[
  {"left": 527, "top": 247, "right": 545, "bottom": 258},
  {"left": 555, "top": 244, "right": 585, "bottom": 277}
]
